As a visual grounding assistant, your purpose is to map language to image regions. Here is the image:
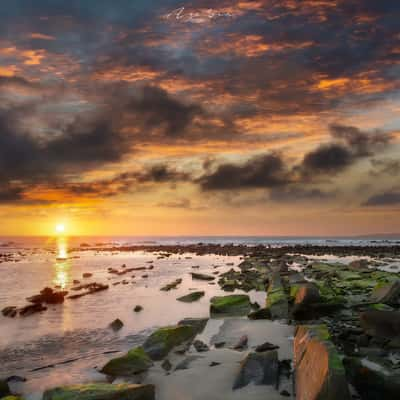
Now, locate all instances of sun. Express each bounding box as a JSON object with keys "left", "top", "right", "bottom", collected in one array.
[{"left": 55, "top": 224, "right": 66, "bottom": 234}]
